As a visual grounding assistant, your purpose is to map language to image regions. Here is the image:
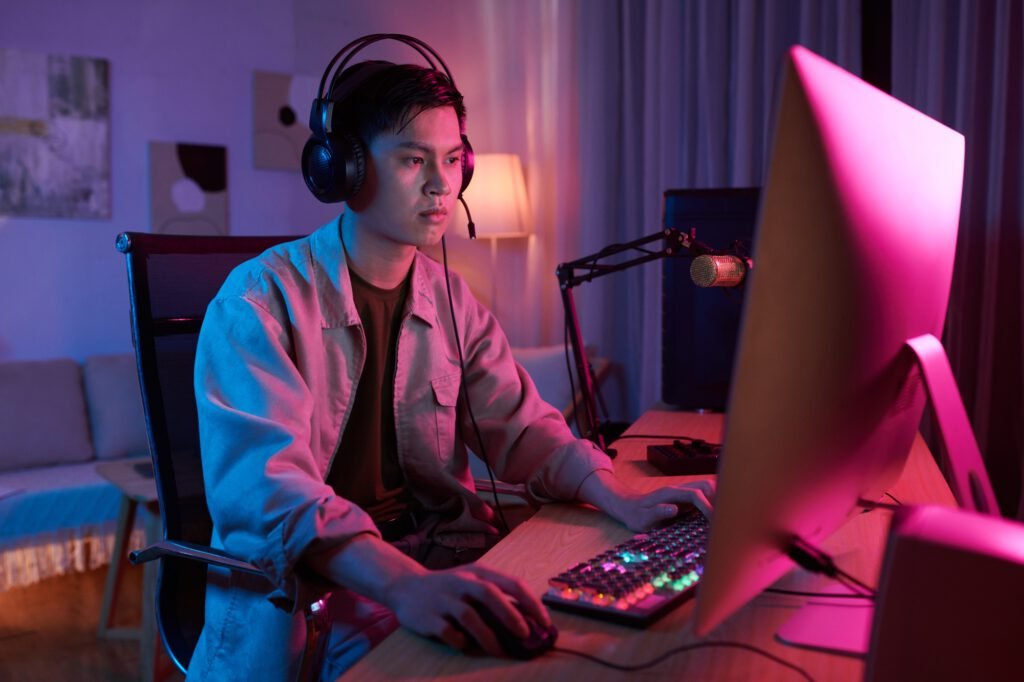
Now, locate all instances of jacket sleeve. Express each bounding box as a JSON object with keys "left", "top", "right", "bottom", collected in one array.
[
  {"left": 450, "top": 278, "right": 613, "bottom": 503},
  {"left": 195, "top": 291, "right": 379, "bottom": 612}
]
